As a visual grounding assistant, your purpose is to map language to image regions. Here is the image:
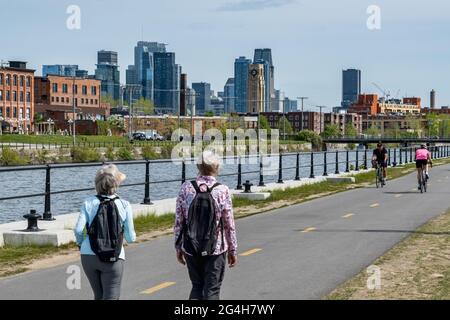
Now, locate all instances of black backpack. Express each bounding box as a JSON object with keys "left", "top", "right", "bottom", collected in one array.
[
  {"left": 87, "top": 195, "right": 124, "bottom": 263},
  {"left": 178, "top": 181, "right": 224, "bottom": 257}
]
